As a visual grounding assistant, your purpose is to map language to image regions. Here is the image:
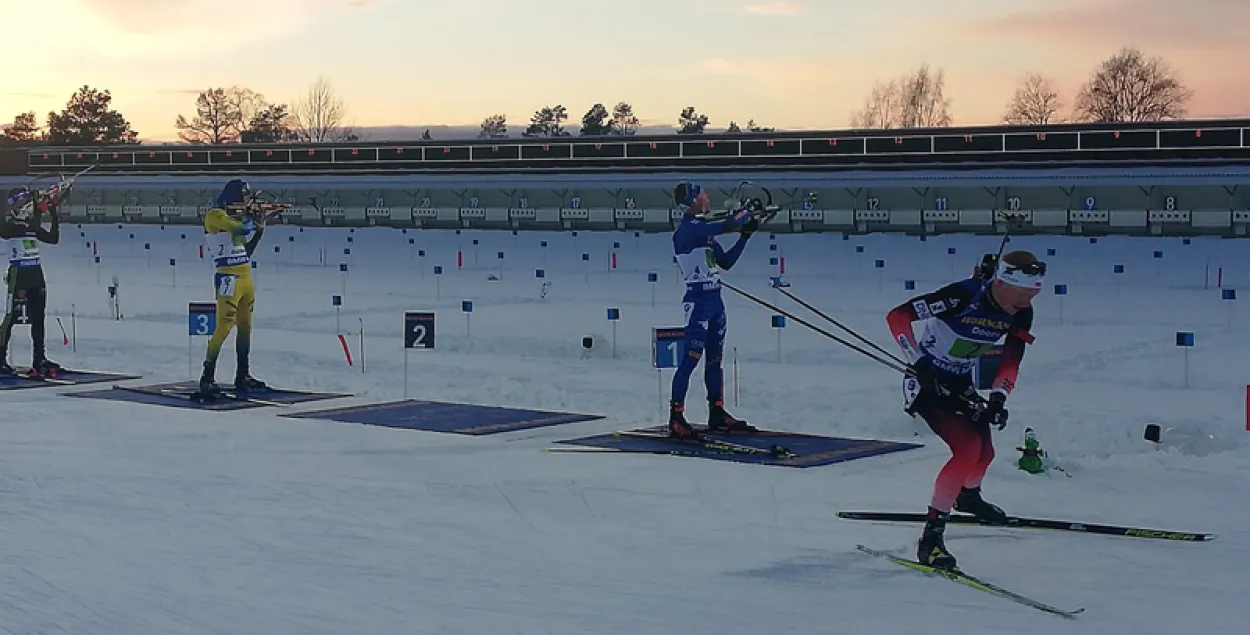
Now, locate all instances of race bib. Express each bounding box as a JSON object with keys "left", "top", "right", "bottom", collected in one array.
[
  {"left": 947, "top": 338, "right": 995, "bottom": 360},
  {"left": 215, "top": 273, "right": 238, "bottom": 298}
]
